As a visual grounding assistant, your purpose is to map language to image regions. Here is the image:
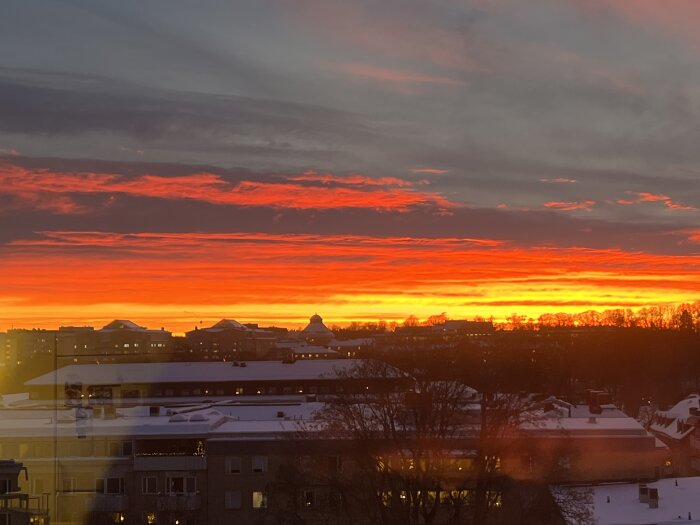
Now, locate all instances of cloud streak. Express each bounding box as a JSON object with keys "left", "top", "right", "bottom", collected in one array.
[
  {"left": 544, "top": 200, "right": 596, "bottom": 211},
  {"left": 615, "top": 191, "right": 697, "bottom": 212},
  {"left": 0, "top": 163, "right": 455, "bottom": 212}
]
